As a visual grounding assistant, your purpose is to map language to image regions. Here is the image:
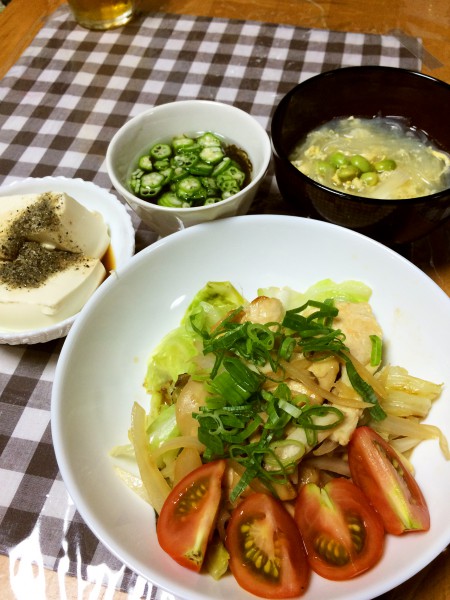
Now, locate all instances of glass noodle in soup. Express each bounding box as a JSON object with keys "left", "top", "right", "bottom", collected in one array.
[{"left": 290, "top": 117, "right": 450, "bottom": 200}]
